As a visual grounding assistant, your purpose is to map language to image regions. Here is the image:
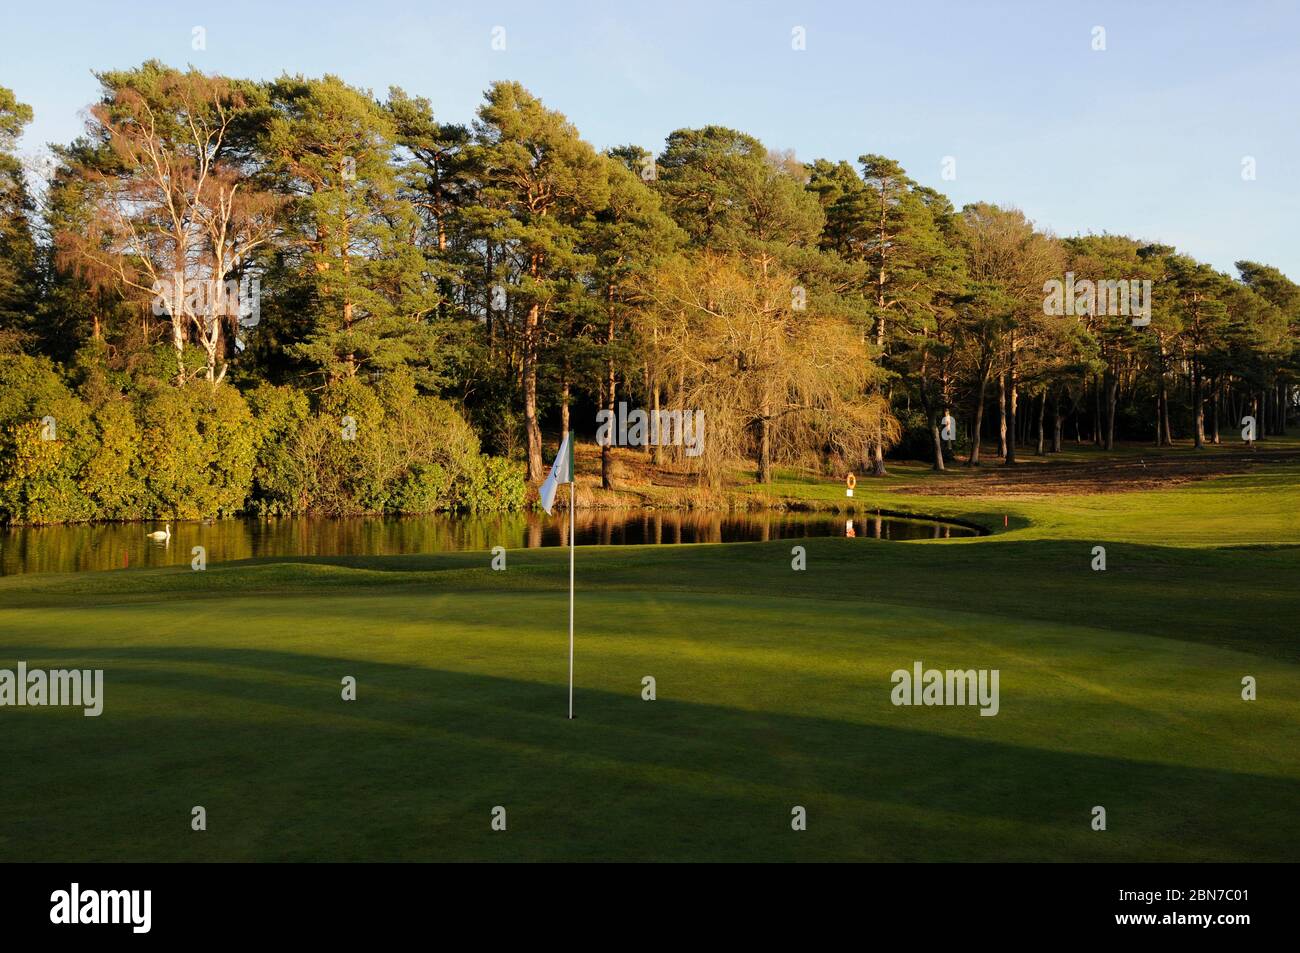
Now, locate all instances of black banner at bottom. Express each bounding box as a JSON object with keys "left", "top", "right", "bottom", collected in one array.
[{"left": 3, "top": 862, "right": 1285, "bottom": 941}]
